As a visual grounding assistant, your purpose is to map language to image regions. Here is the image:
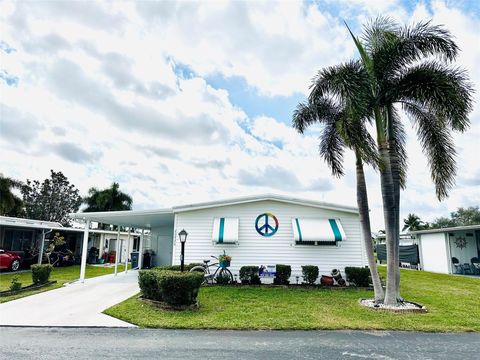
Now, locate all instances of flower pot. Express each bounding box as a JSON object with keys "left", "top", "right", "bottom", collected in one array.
[
  {"left": 320, "top": 275, "right": 334, "bottom": 286},
  {"left": 220, "top": 260, "right": 230, "bottom": 268}
]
